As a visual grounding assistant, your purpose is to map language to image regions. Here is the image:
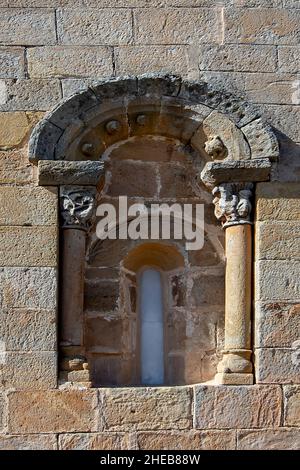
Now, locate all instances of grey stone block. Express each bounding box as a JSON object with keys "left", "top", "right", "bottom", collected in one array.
[
  {"left": 201, "top": 158, "right": 271, "bottom": 188},
  {"left": 38, "top": 160, "right": 105, "bottom": 186},
  {"left": 57, "top": 8, "right": 133, "bottom": 46},
  {"left": 0, "top": 267, "right": 57, "bottom": 309},
  {"left": 0, "top": 79, "right": 62, "bottom": 111},
  {"left": 0, "top": 47, "right": 25, "bottom": 79},
  {"left": 0, "top": 8, "right": 56, "bottom": 45},
  {"left": 29, "top": 118, "right": 63, "bottom": 162}
]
